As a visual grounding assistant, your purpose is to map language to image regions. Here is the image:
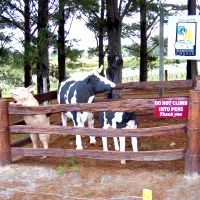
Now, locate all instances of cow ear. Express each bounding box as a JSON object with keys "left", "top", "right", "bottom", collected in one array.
[{"left": 26, "top": 85, "right": 35, "bottom": 93}]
